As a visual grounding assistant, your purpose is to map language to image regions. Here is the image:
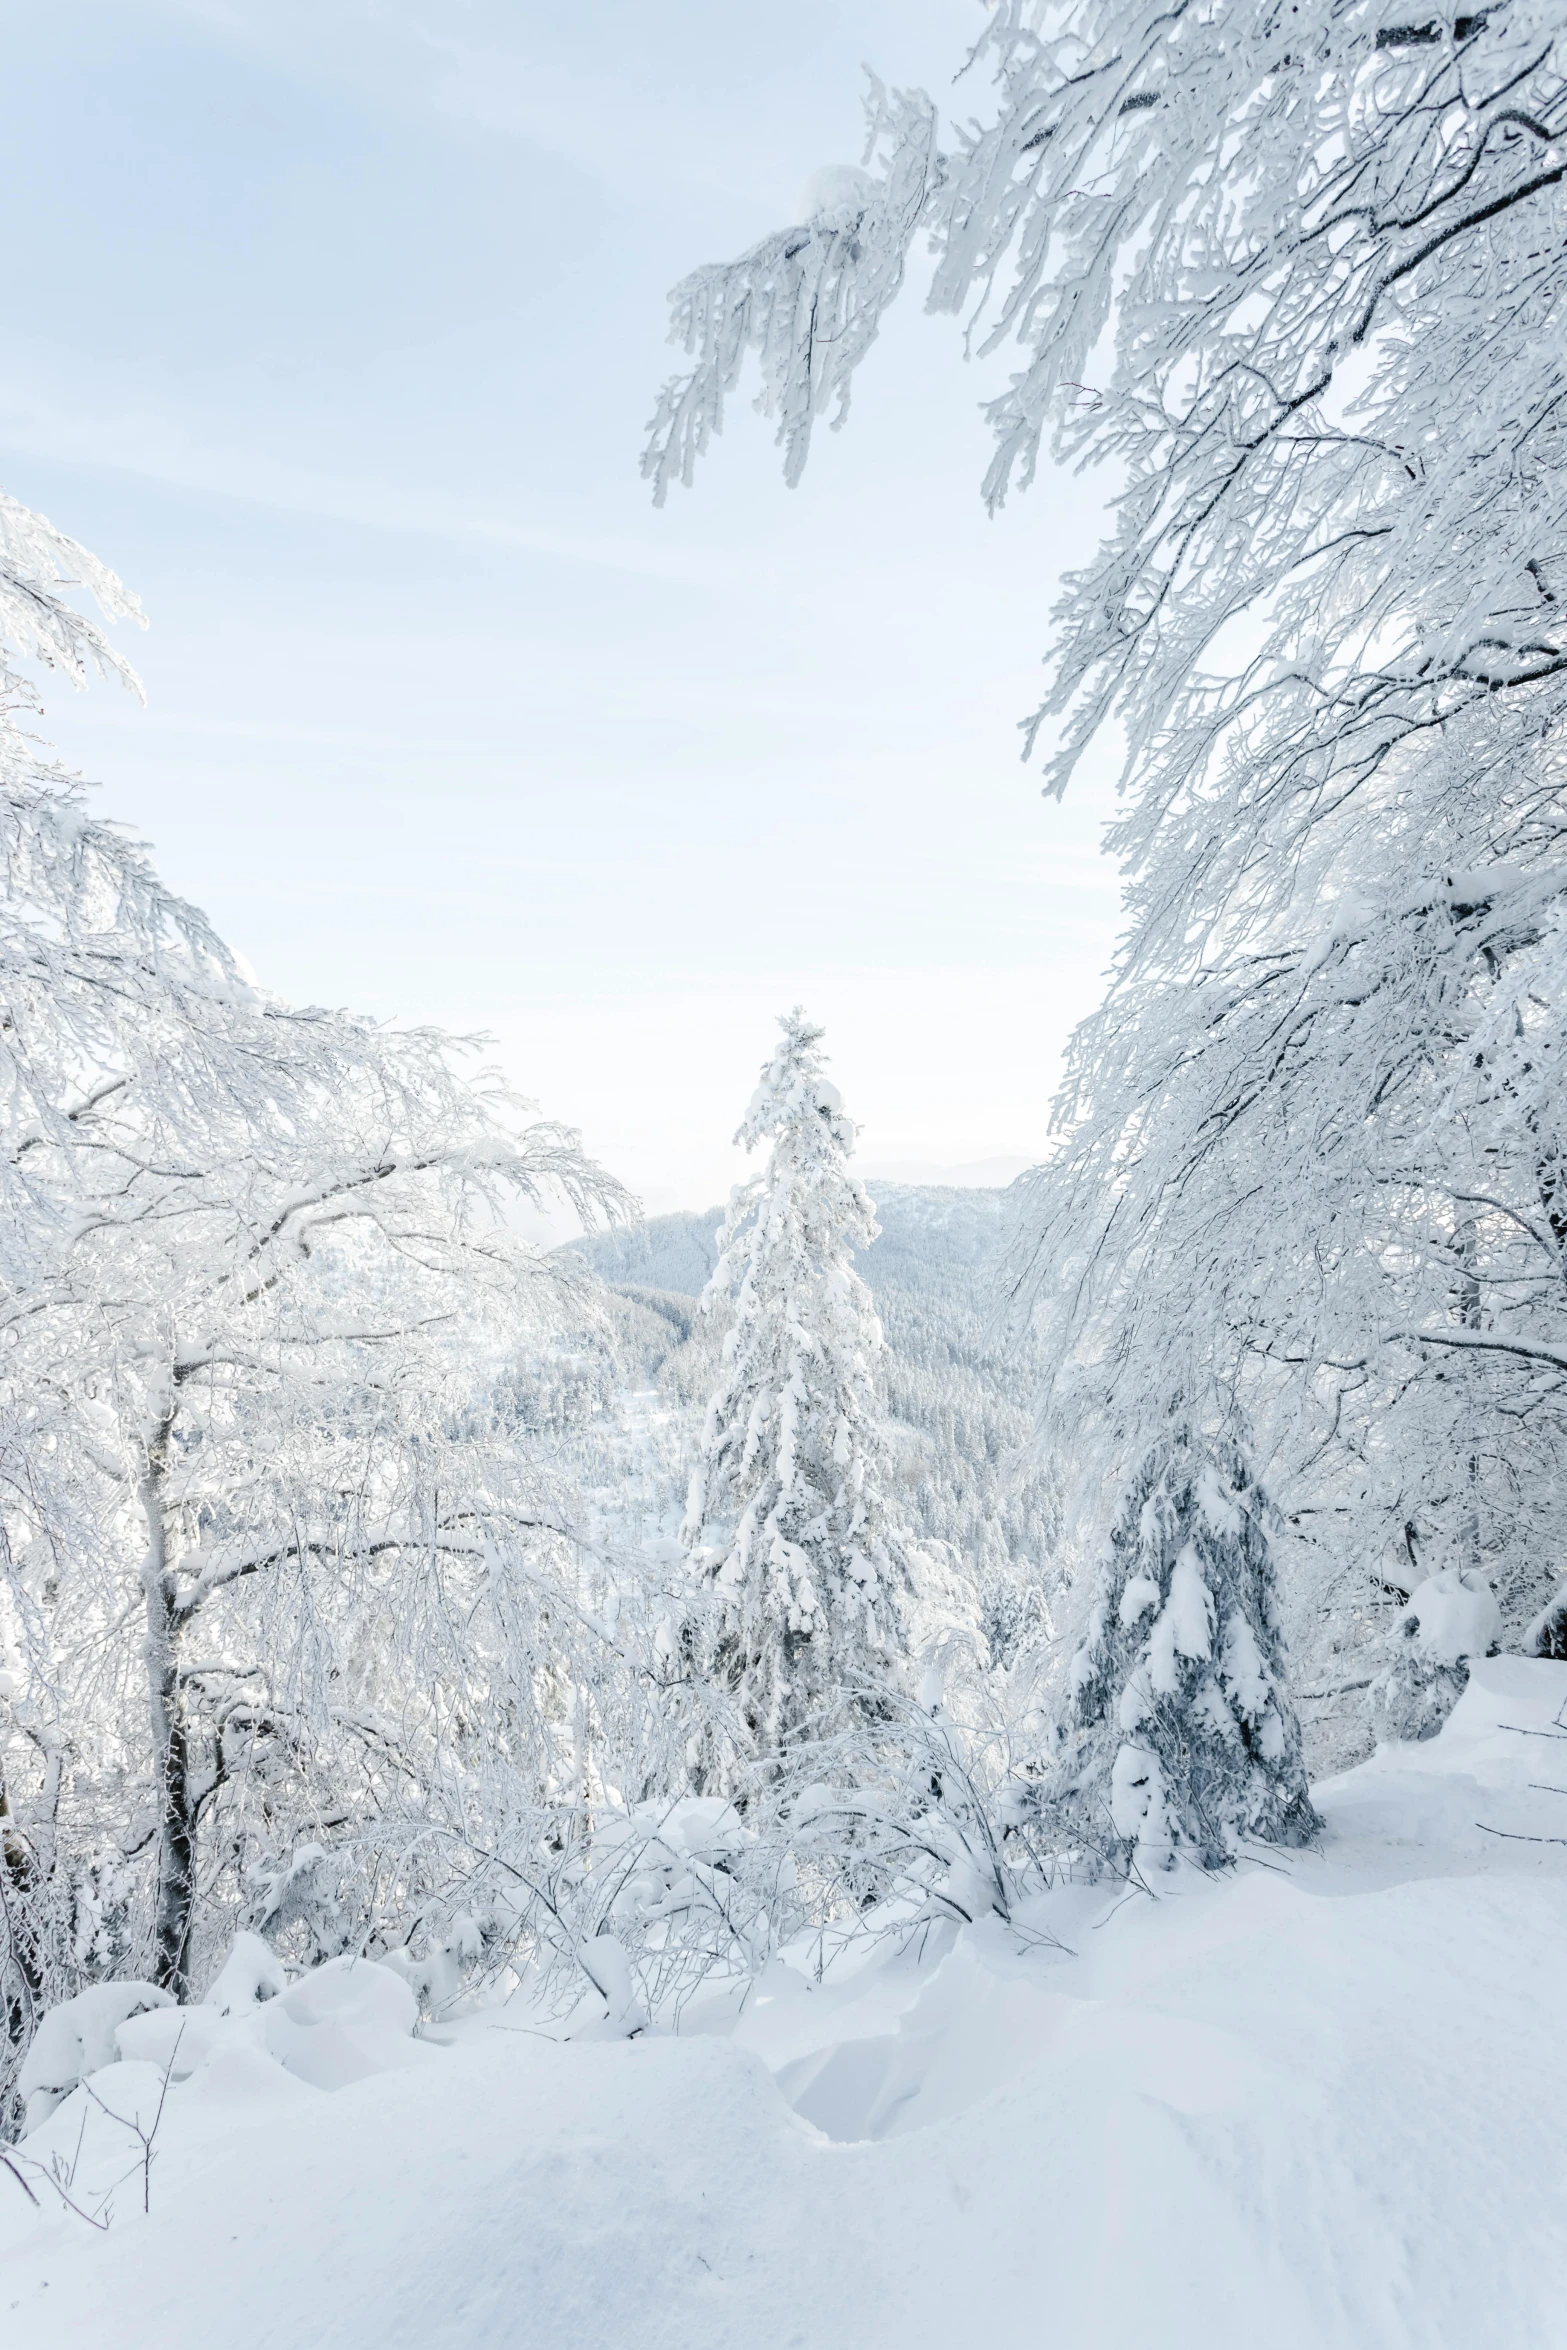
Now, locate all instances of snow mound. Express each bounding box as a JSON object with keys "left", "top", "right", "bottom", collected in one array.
[
  {"left": 770, "top": 1933, "right": 1259, "bottom": 2142},
  {"left": 17, "top": 1981, "right": 173, "bottom": 2131},
  {"left": 11, "top": 1953, "right": 435, "bottom": 2221}
]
